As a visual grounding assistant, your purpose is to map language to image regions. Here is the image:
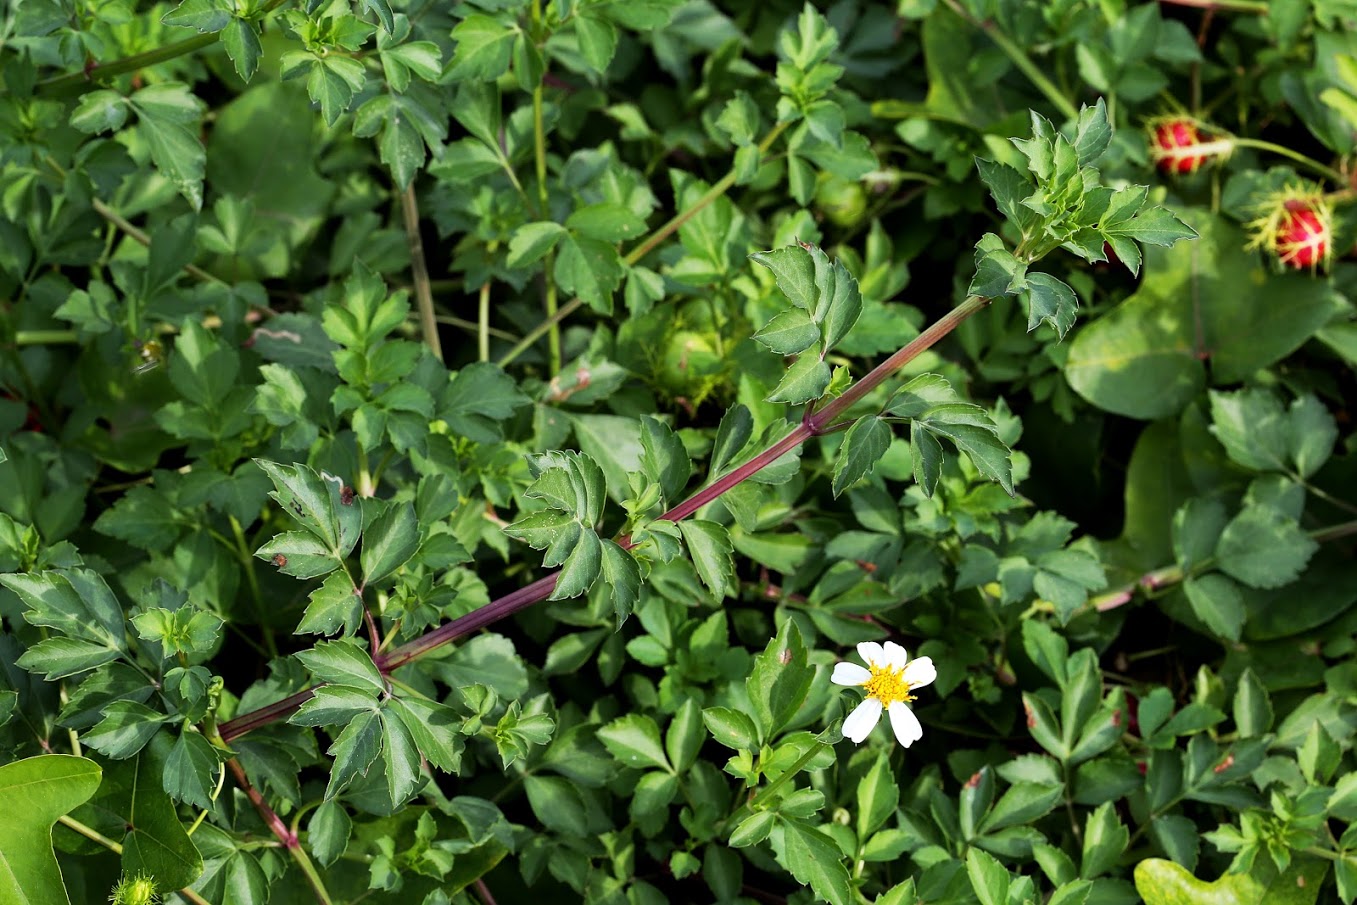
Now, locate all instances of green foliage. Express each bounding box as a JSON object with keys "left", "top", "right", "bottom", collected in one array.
[{"left": 2, "top": 0, "right": 1355, "bottom": 903}]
